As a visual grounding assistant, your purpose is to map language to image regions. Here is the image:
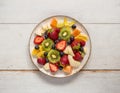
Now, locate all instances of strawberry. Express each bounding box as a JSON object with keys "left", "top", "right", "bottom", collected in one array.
[
  {"left": 49, "top": 30, "right": 58, "bottom": 40},
  {"left": 71, "top": 40, "right": 80, "bottom": 50},
  {"left": 56, "top": 40, "right": 66, "bottom": 51},
  {"left": 73, "top": 52, "right": 83, "bottom": 61},
  {"left": 37, "top": 58, "right": 46, "bottom": 65},
  {"left": 34, "top": 36, "right": 44, "bottom": 44},
  {"left": 79, "top": 40, "right": 86, "bottom": 47},
  {"left": 49, "top": 63, "right": 58, "bottom": 72},
  {"left": 60, "top": 55, "right": 69, "bottom": 66}
]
